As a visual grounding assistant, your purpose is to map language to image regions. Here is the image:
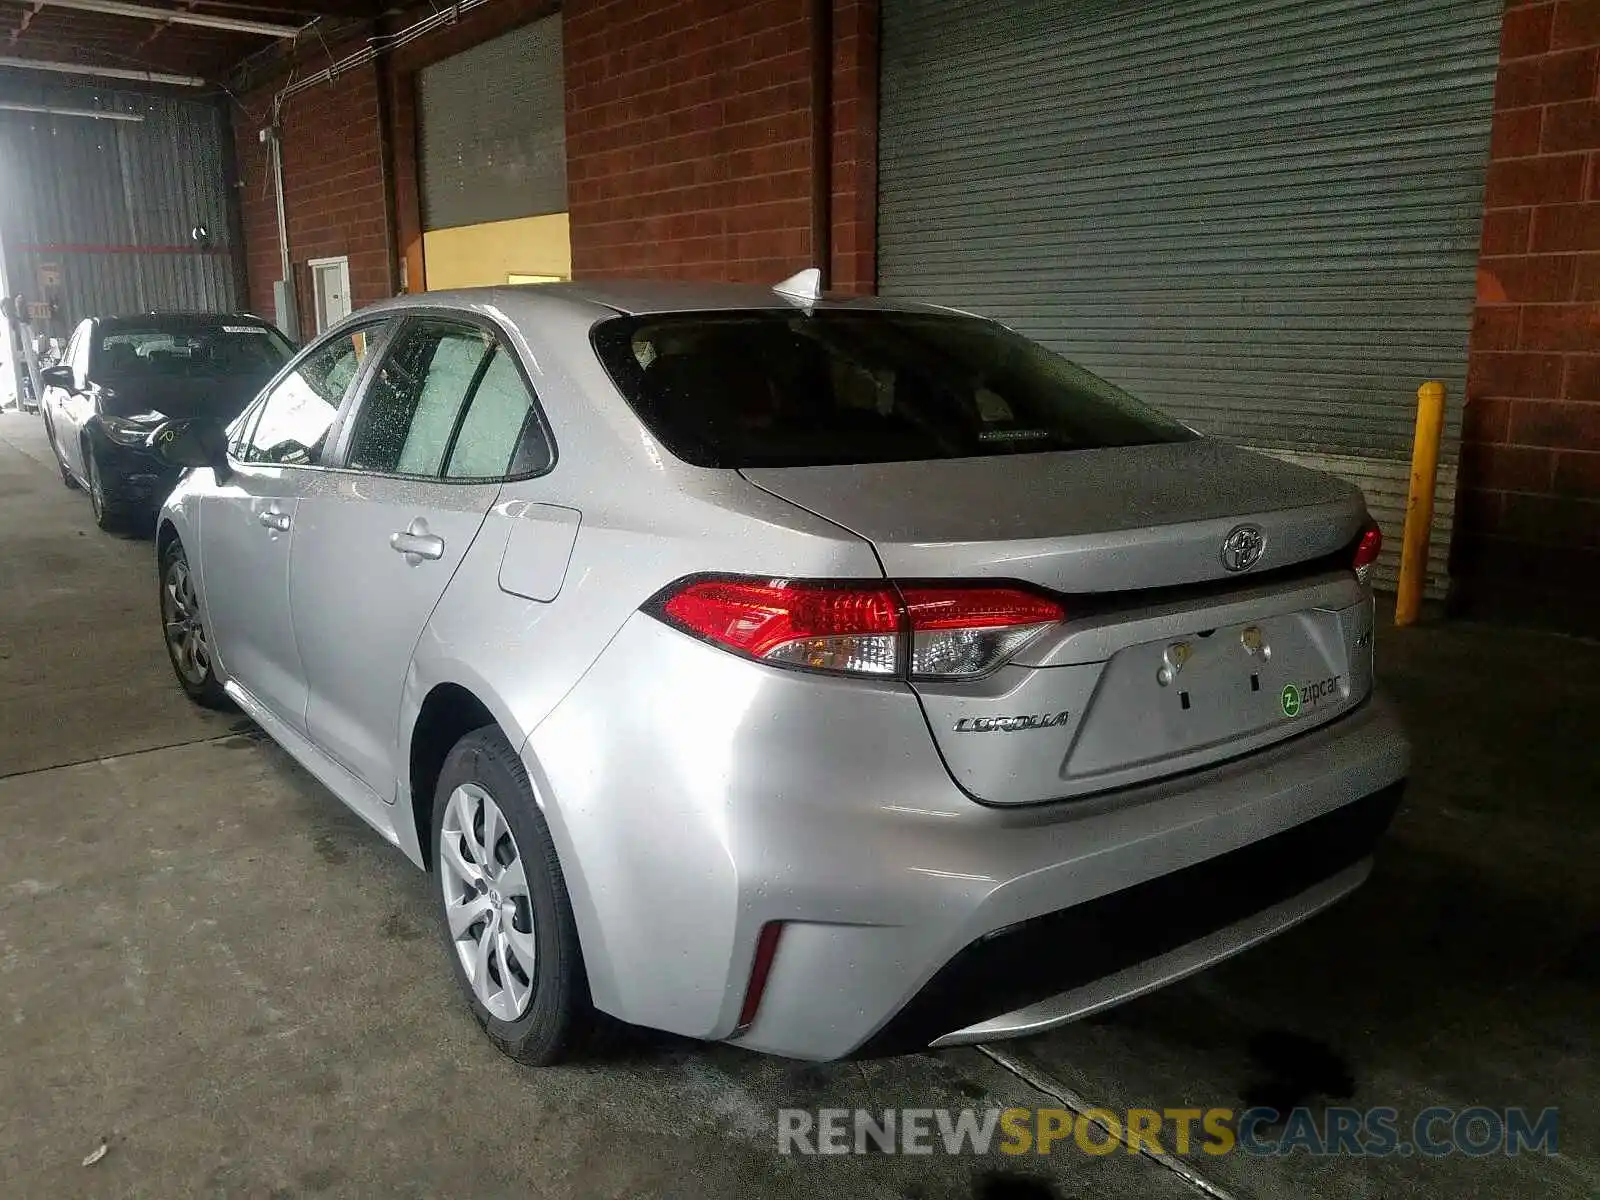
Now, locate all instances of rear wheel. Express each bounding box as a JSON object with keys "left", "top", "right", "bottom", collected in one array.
[
  {"left": 160, "top": 537, "right": 229, "bottom": 709},
  {"left": 432, "top": 726, "right": 592, "bottom": 1065}
]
